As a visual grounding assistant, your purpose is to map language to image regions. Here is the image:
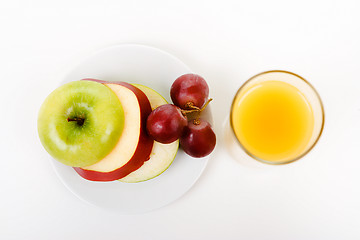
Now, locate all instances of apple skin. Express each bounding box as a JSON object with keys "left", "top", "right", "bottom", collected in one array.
[
  {"left": 119, "top": 84, "right": 179, "bottom": 183},
  {"left": 73, "top": 80, "right": 153, "bottom": 181},
  {"left": 37, "top": 80, "right": 124, "bottom": 167}
]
